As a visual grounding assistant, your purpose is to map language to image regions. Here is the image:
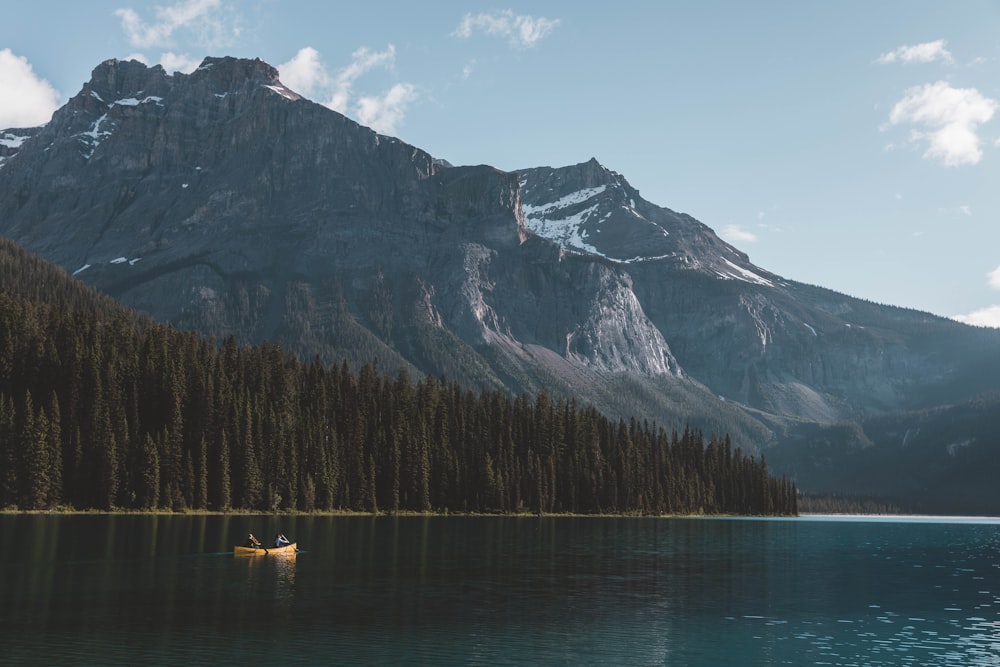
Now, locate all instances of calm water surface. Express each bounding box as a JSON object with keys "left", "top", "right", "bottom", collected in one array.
[{"left": 4, "top": 514, "right": 1000, "bottom": 665}]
